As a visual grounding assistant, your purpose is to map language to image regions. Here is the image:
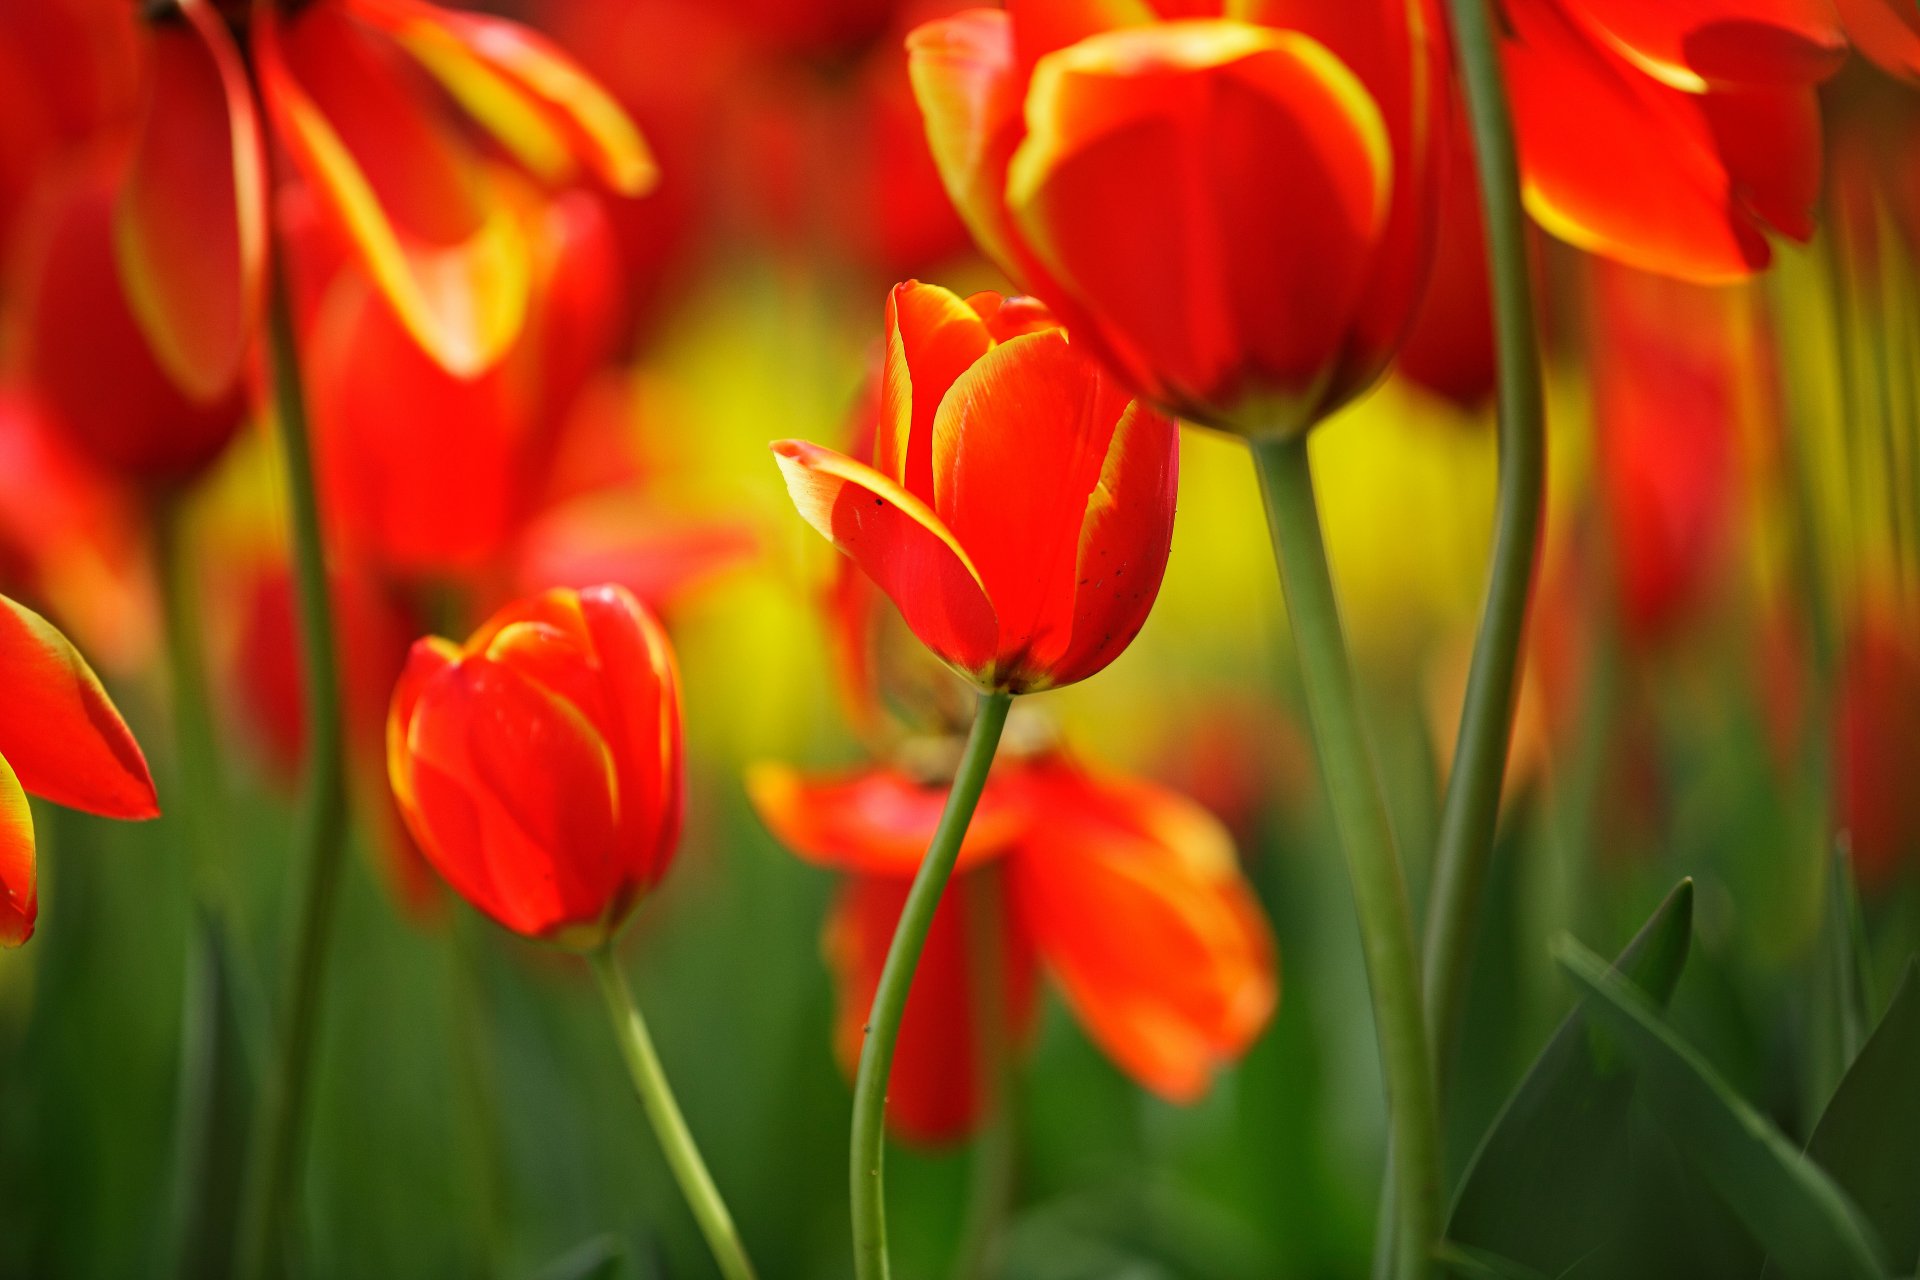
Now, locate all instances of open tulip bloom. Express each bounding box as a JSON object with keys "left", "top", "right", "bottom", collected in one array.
[{"left": 387, "top": 584, "right": 755, "bottom": 1280}]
